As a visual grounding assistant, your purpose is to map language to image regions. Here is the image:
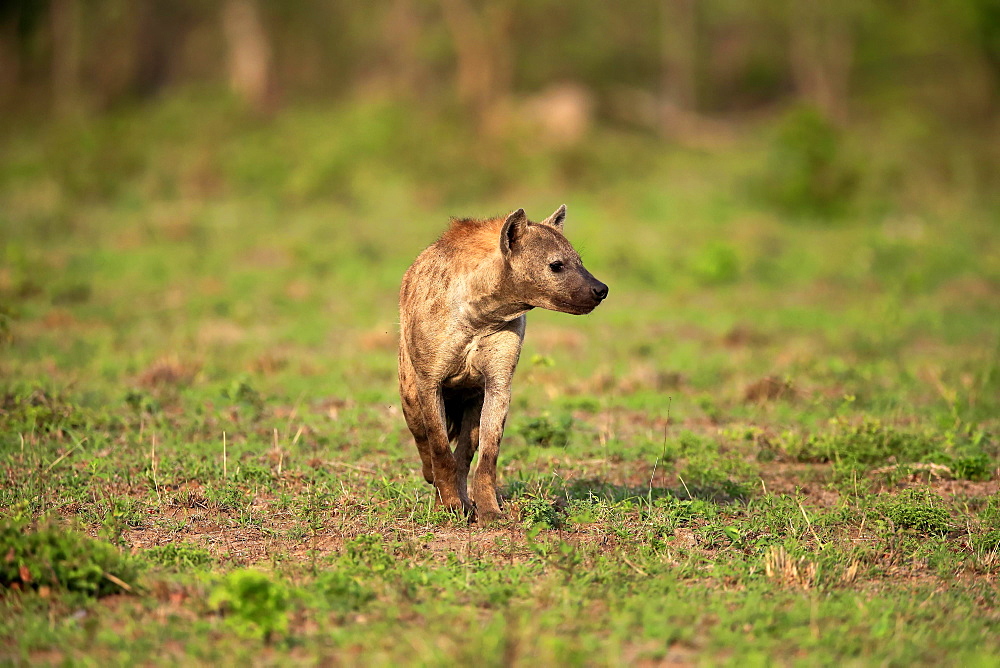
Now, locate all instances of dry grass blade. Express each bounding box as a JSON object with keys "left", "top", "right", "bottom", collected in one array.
[
  {"left": 103, "top": 572, "right": 133, "bottom": 592},
  {"left": 763, "top": 545, "right": 817, "bottom": 589},
  {"left": 44, "top": 437, "right": 88, "bottom": 473}
]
